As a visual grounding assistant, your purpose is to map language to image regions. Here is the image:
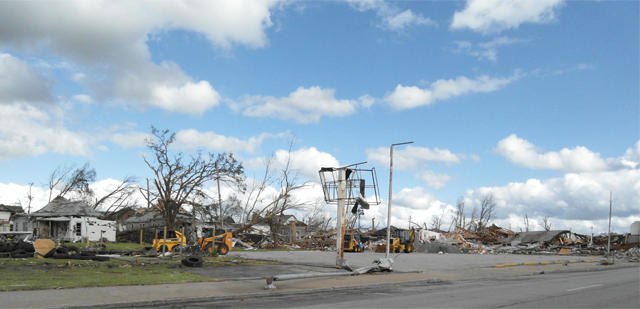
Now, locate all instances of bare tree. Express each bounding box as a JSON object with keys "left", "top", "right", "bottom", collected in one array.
[
  {"left": 233, "top": 142, "right": 310, "bottom": 246},
  {"left": 142, "top": 127, "right": 244, "bottom": 231},
  {"left": 452, "top": 197, "right": 466, "bottom": 231},
  {"left": 523, "top": 212, "right": 530, "bottom": 232},
  {"left": 543, "top": 216, "right": 551, "bottom": 231},
  {"left": 468, "top": 206, "right": 478, "bottom": 231},
  {"left": 430, "top": 214, "right": 443, "bottom": 231},
  {"left": 91, "top": 176, "right": 138, "bottom": 214},
  {"left": 26, "top": 182, "right": 34, "bottom": 216},
  {"left": 47, "top": 163, "right": 96, "bottom": 201},
  {"left": 478, "top": 194, "right": 496, "bottom": 232}
]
